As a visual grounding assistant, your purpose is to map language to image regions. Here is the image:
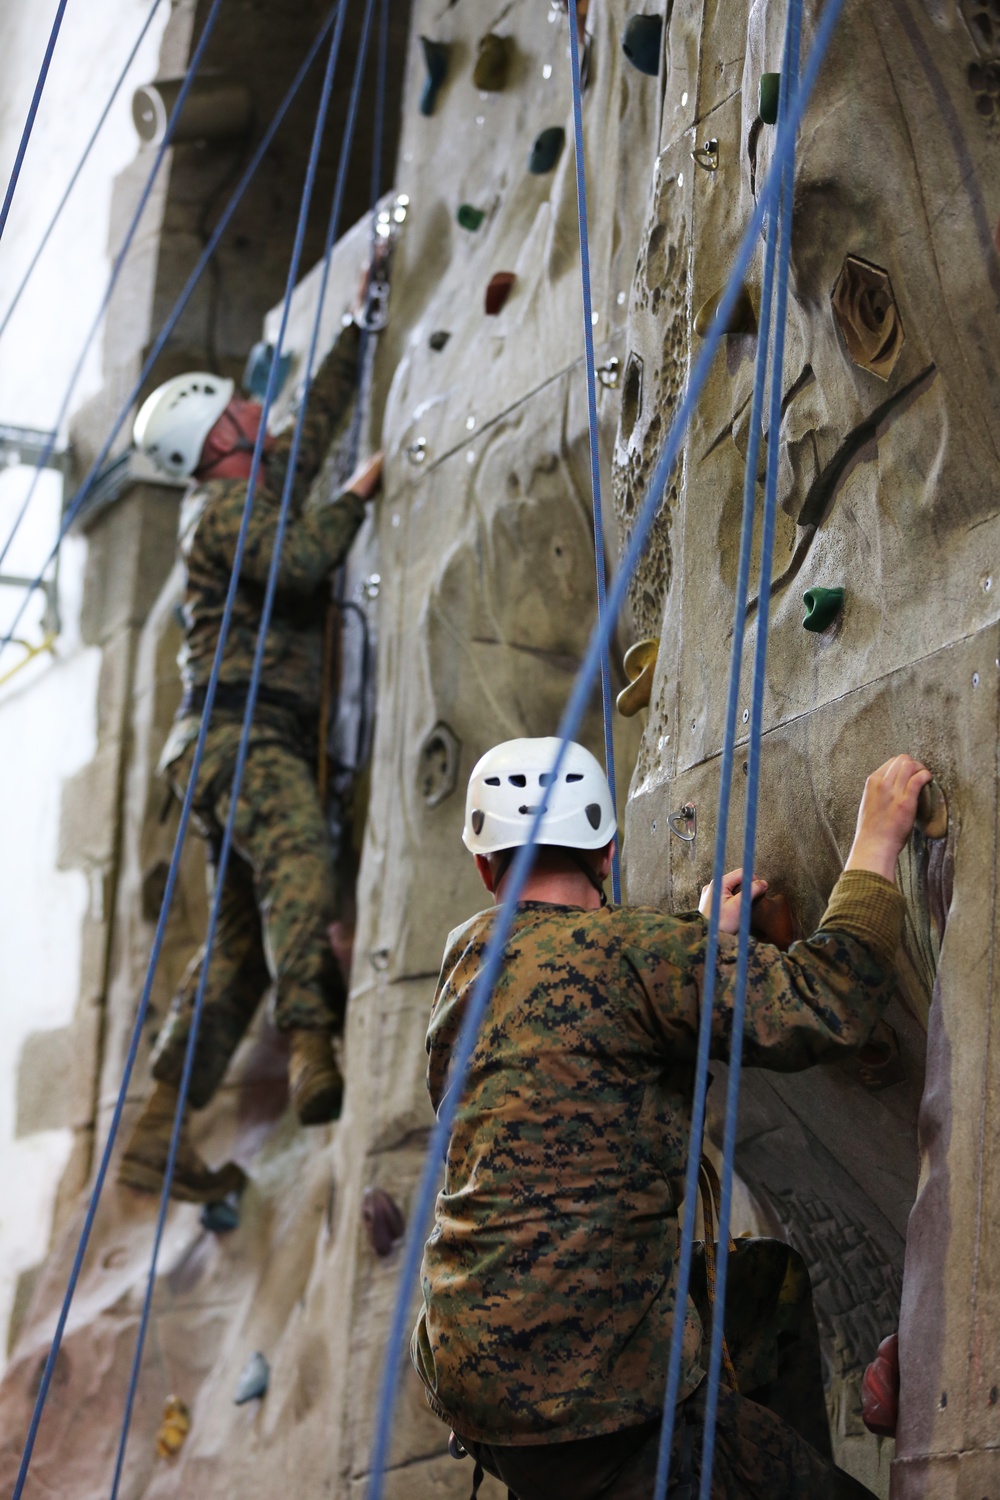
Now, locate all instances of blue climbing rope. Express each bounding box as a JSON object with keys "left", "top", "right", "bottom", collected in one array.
[
  {"left": 0, "top": 5, "right": 340, "bottom": 662},
  {"left": 568, "top": 0, "right": 621, "bottom": 904},
  {"left": 107, "top": 1, "right": 376, "bottom": 1490},
  {"left": 0, "top": 0, "right": 166, "bottom": 348},
  {"left": 0, "top": 0, "right": 226, "bottom": 576},
  {"left": 9, "top": 12, "right": 343, "bottom": 1497},
  {"left": 366, "top": 3, "right": 847, "bottom": 1493},
  {"left": 697, "top": 10, "right": 803, "bottom": 1495},
  {"left": 0, "top": 0, "right": 71, "bottom": 246}
]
